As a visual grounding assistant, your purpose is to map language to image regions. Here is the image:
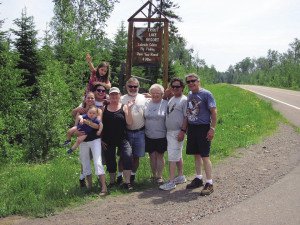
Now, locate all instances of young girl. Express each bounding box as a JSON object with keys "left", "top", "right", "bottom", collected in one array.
[
  {"left": 86, "top": 53, "right": 111, "bottom": 92},
  {"left": 64, "top": 105, "right": 103, "bottom": 154}
]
